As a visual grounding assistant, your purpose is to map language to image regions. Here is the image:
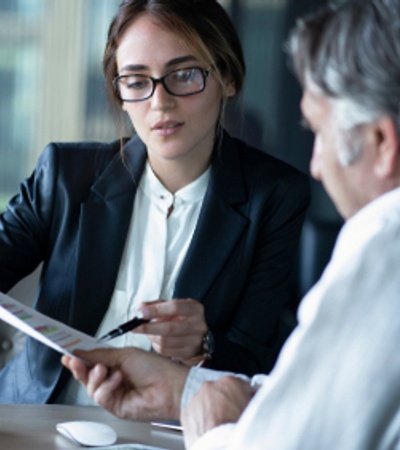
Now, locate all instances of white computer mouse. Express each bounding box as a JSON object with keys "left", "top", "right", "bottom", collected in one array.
[{"left": 56, "top": 420, "right": 117, "bottom": 447}]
